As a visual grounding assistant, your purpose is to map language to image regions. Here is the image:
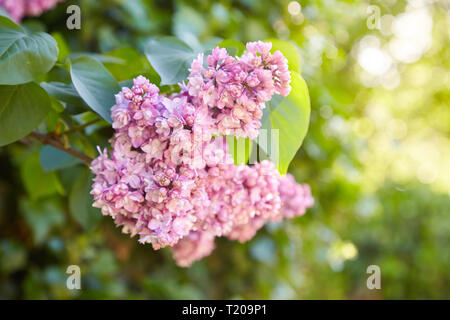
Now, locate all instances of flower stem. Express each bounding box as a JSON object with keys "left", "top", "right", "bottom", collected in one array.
[{"left": 29, "top": 132, "right": 93, "bottom": 164}]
